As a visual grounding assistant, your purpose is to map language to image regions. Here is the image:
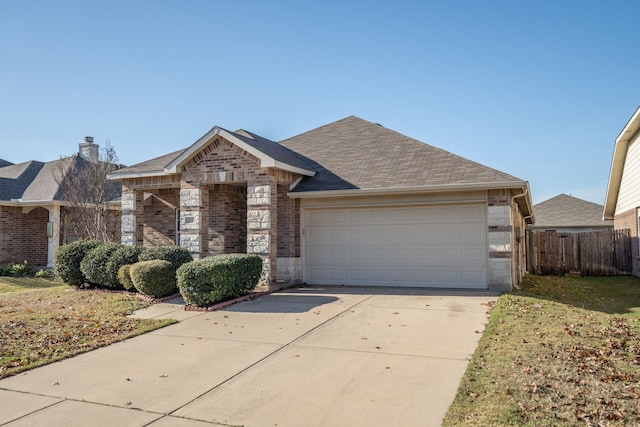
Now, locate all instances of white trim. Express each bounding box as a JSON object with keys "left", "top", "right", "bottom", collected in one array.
[
  {"left": 604, "top": 106, "right": 640, "bottom": 219},
  {"left": 289, "top": 177, "right": 304, "bottom": 191},
  {"left": 288, "top": 181, "right": 529, "bottom": 198},
  {"left": 107, "top": 170, "right": 171, "bottom": 180}
]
